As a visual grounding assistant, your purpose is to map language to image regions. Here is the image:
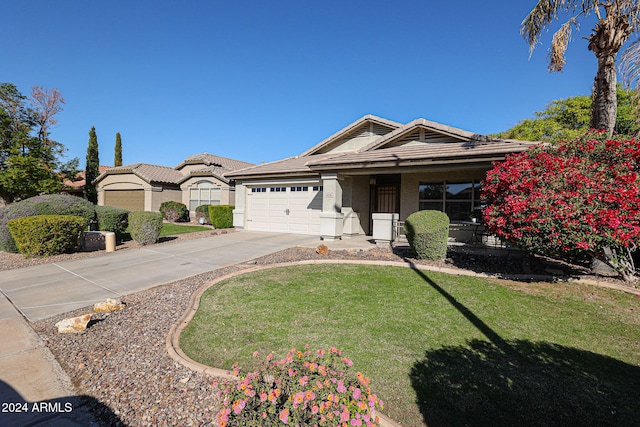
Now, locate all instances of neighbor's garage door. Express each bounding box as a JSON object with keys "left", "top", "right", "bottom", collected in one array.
[
  {"left": 104, "top": 190, "right": 144, "bottom": 211},
  {"left": 247, "top": 184, "right": 322, "bottom": 234}
]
